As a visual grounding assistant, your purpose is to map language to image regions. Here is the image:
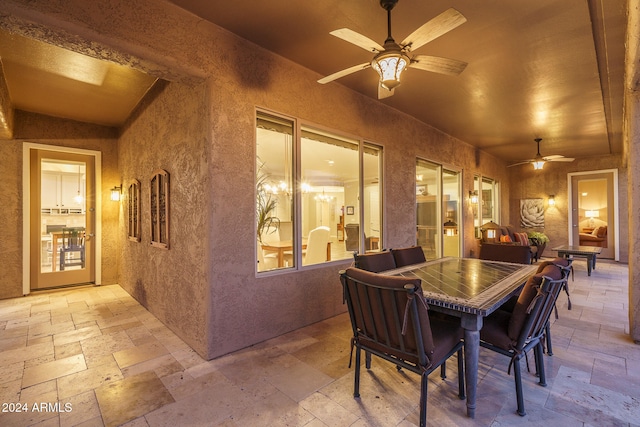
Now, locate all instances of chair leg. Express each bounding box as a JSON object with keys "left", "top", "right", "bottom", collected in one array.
[
  {"left": 440, "top": 361, "right": 446, "bottom": 379},
  {"left": 354, "top": 347, "right": 361, "bottom": 398},
  {"left": 535, "top": 343, "right": 547, "bottom": 387},
  {"left": 457, "top": 348, "right": 465, "bottom": 399},
  {"left": 419, "top": 371, "right": 428, "bottom": 427},
  {"left": 513, "top": 357, "right": 526, "bottom": 416},
  {"left": 545, "top": 323, "right": 553, "bottom": 355},
  {"left": 365, "top": 351, "right": 372, "bottom": 369}
]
